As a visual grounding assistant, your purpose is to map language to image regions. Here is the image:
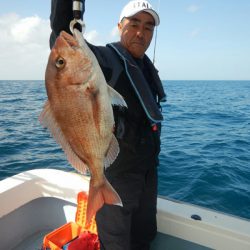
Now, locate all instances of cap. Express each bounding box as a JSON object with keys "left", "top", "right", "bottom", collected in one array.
[{"left": 119, "top": 0, "right": 160, "bottom": 26}]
